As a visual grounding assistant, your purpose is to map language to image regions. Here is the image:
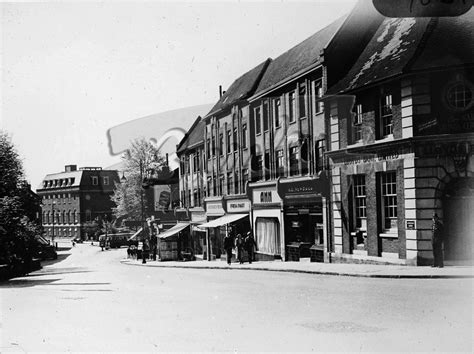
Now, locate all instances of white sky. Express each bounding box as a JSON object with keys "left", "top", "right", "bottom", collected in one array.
[{"left": 1, "top": 0, "right": 357, "bottom": 189}]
